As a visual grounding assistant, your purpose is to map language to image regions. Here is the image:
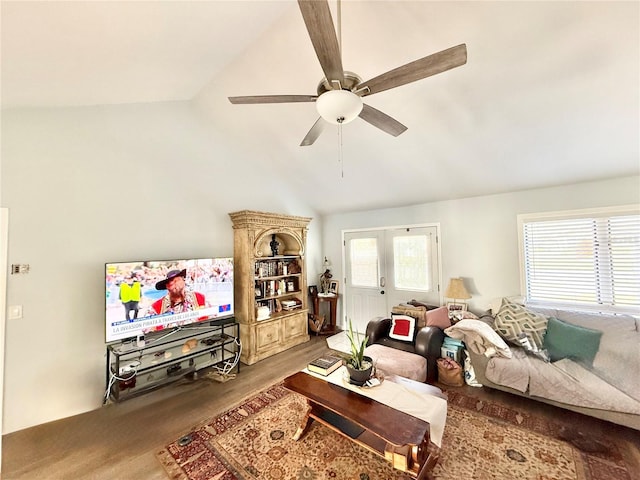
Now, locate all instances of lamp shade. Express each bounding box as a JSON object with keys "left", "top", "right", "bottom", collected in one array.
[
  {"left": 316, "top": 90, "right": 363, "bottom": 125},
  {"left": 445, "top": 278, "right": 471, "bottom": 300}
]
